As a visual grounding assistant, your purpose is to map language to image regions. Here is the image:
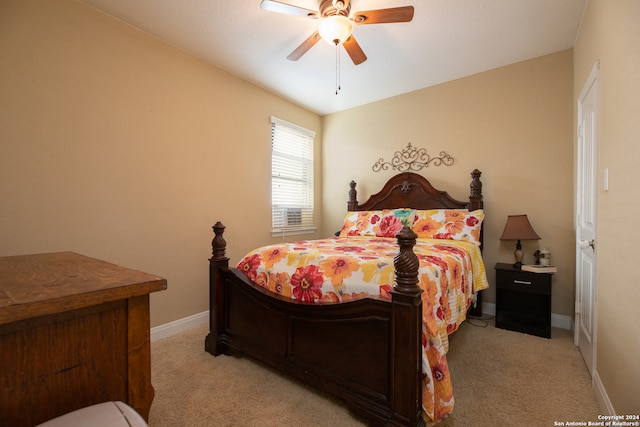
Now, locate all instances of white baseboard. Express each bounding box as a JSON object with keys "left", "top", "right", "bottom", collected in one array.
[
  {"left": 593, "top": 369, "right": 615, "bottom": 415},
  {"left": 551, "top": 312, "right": 573, "bottom": 330},
  {"left": 150, "top": 310, "right": 209, "bottom": 342},
  {"left": 155, "top": 305, "right": 605, "bottom": 411},
  {"left": 151, "top": 303, "right": 573, "bottom": 343},
  {"left": 482, "top": 302, "right": 496, "bottom": 316},
  {"left": 481, "top": 302, "right": 573, "bottom": 330}
]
